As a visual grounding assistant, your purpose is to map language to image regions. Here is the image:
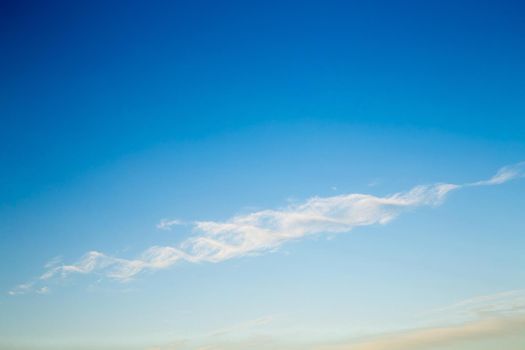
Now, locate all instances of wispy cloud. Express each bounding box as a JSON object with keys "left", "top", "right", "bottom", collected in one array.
[
  {"left": 9, "top": 162, "right": 524, "bottom": 295},
  {"left": 322, "top": 316, "right": 525, "bottom": 350},
  {"left": 318, "top": 289, "right": 525, "bottom": 350},
  {"left": 8, "top": 283, "right": 34, "bottom": 296},
  {"left": 157, "top": 218, "right": 183, "bottom": 230},
  {"left": 469, "top": 161, "right": 525, "bottom": 186},
  {"left": 148, "top": 290, "right": 525, "bottom": 350},
  {"left": 426, "top": 289, "right": 525, "bottom": 321}
]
